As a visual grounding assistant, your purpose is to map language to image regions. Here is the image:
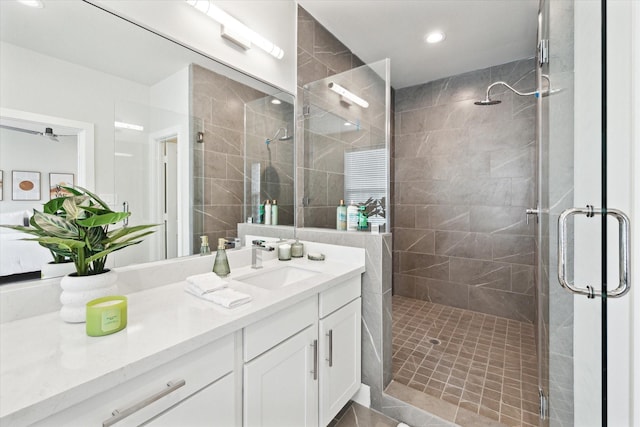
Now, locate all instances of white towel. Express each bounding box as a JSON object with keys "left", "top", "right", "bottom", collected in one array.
[
  {"left": 185, "top": 272, "right": 227, "bottom": 294},
  {"left": 207, "top": 288, "right": 252, "bottom": 308}
]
